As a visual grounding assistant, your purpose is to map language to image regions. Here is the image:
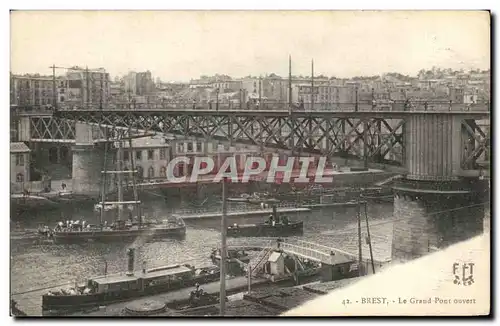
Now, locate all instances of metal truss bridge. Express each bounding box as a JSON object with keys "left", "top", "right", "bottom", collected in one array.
[{"left": 14, "top": 102, "right": 490, "bottom": 172}]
